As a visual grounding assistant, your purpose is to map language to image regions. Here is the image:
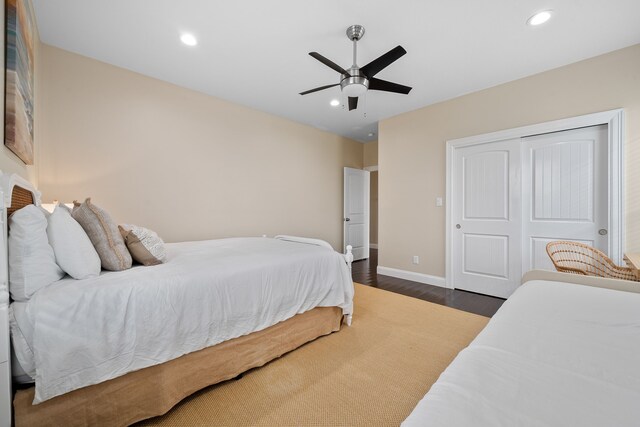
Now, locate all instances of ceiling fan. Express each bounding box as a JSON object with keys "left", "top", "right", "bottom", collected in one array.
[{"left": 300, "top": 25, "right": 412, "bottom": 111}]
